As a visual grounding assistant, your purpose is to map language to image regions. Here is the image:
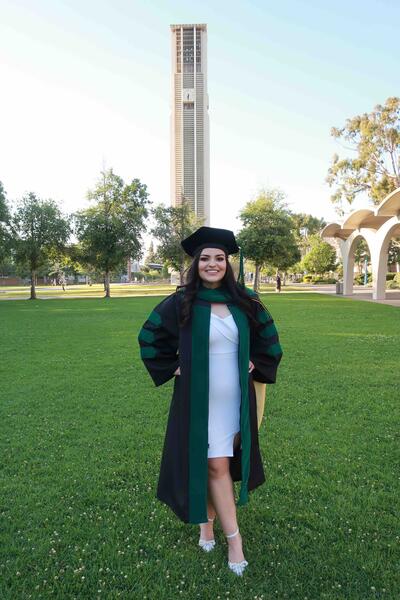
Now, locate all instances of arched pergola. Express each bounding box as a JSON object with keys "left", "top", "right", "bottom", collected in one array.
[{"left": 321, "top": 188, "right": 400, "bottom": 300}]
